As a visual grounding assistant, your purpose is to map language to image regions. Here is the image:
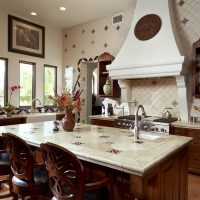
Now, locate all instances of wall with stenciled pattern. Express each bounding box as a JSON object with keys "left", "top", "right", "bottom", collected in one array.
[{"left": 63, "top": 0, "right": 200, "bottom": 122}]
